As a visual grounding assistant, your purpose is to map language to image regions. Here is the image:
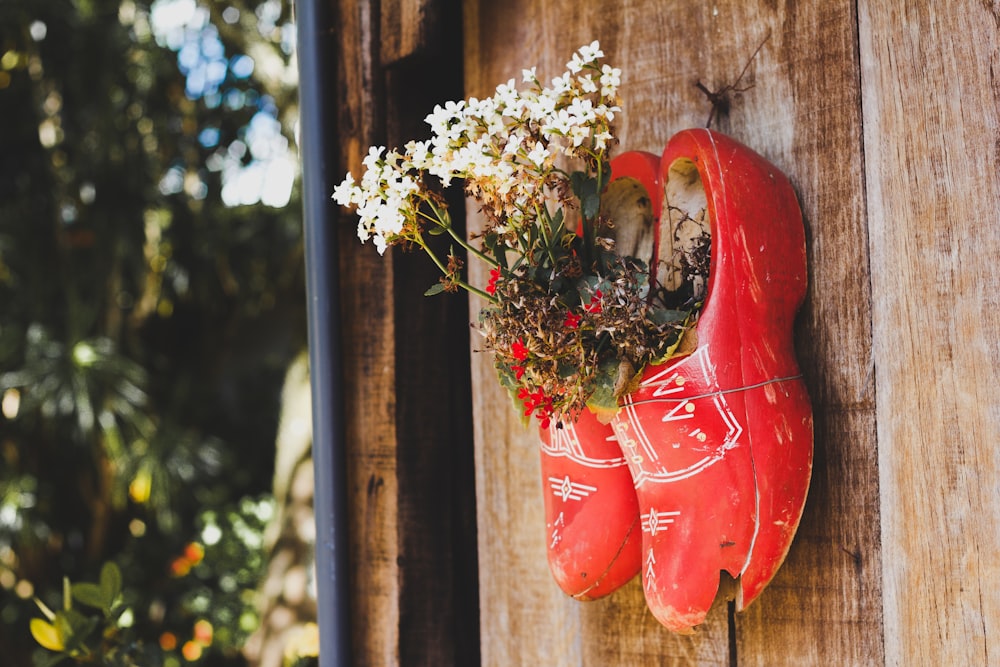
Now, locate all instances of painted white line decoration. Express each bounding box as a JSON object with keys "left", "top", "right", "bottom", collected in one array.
[
  {"left": 539, "top": 420, "right": 627, "bottom": 468},
  {"left": 550, "top": 511, "right": 565, "bottom": 548},
  {"left": 616, "top": 346, "right": 745, "bottom": 486},
  {"left": 549, "top": 476, "right": 598, "bottom": 502},
  {"left": 641, "top": 508, "right": 680, "bottom": 536}
]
